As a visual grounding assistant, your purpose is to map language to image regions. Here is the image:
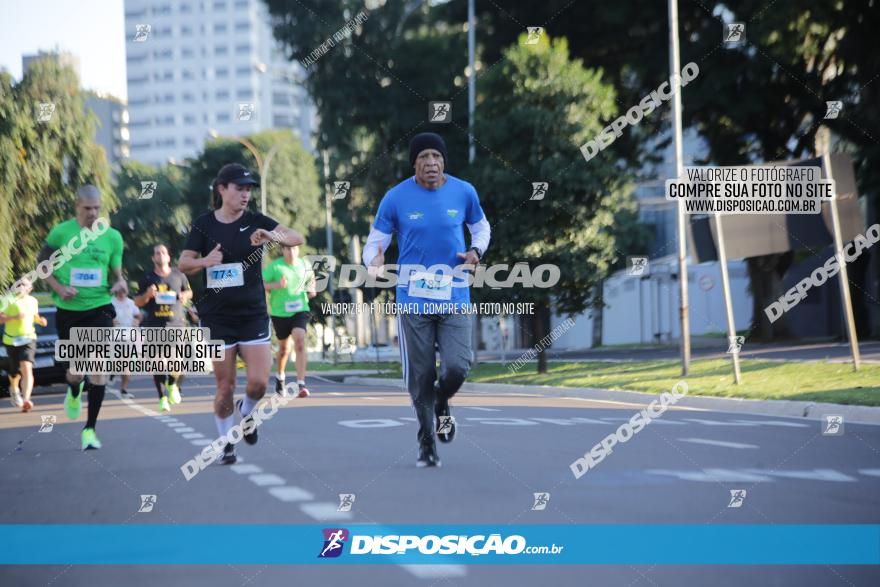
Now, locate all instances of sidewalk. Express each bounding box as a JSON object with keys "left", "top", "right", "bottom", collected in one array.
[{"left": 480, "top": 340, "right": 880, "bottom": 364}]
